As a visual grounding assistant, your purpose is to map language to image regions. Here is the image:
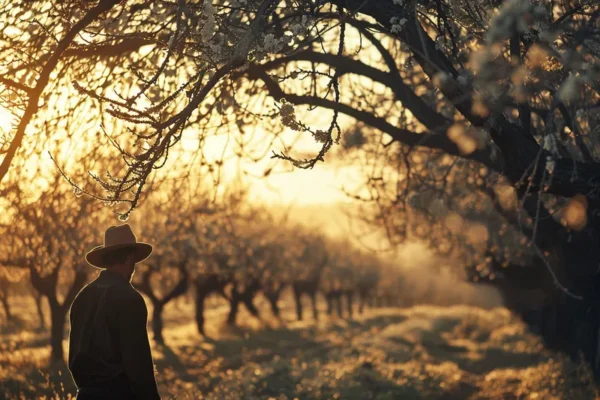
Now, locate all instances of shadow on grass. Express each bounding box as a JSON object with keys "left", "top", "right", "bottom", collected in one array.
[
  {"left": 0, "top": 360, "right": 77, "bottom": 399},
  {"left": 212, "top": 325, "right": 336, "bottom": 369},
  {"left": 427, "top": 343, "right": 548, "bottom": 374},
  {"left": 155, "top": 343, "right": 198, "bottom": 383},
  {"left": 327, "top": 314, "right": 408, "bottom": 334},
  {"left": 154, "top": 312, "right": 418, "bottom": 398},
  {"left": 6, "top": 306, "right": 592, "bottom": 399}
]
